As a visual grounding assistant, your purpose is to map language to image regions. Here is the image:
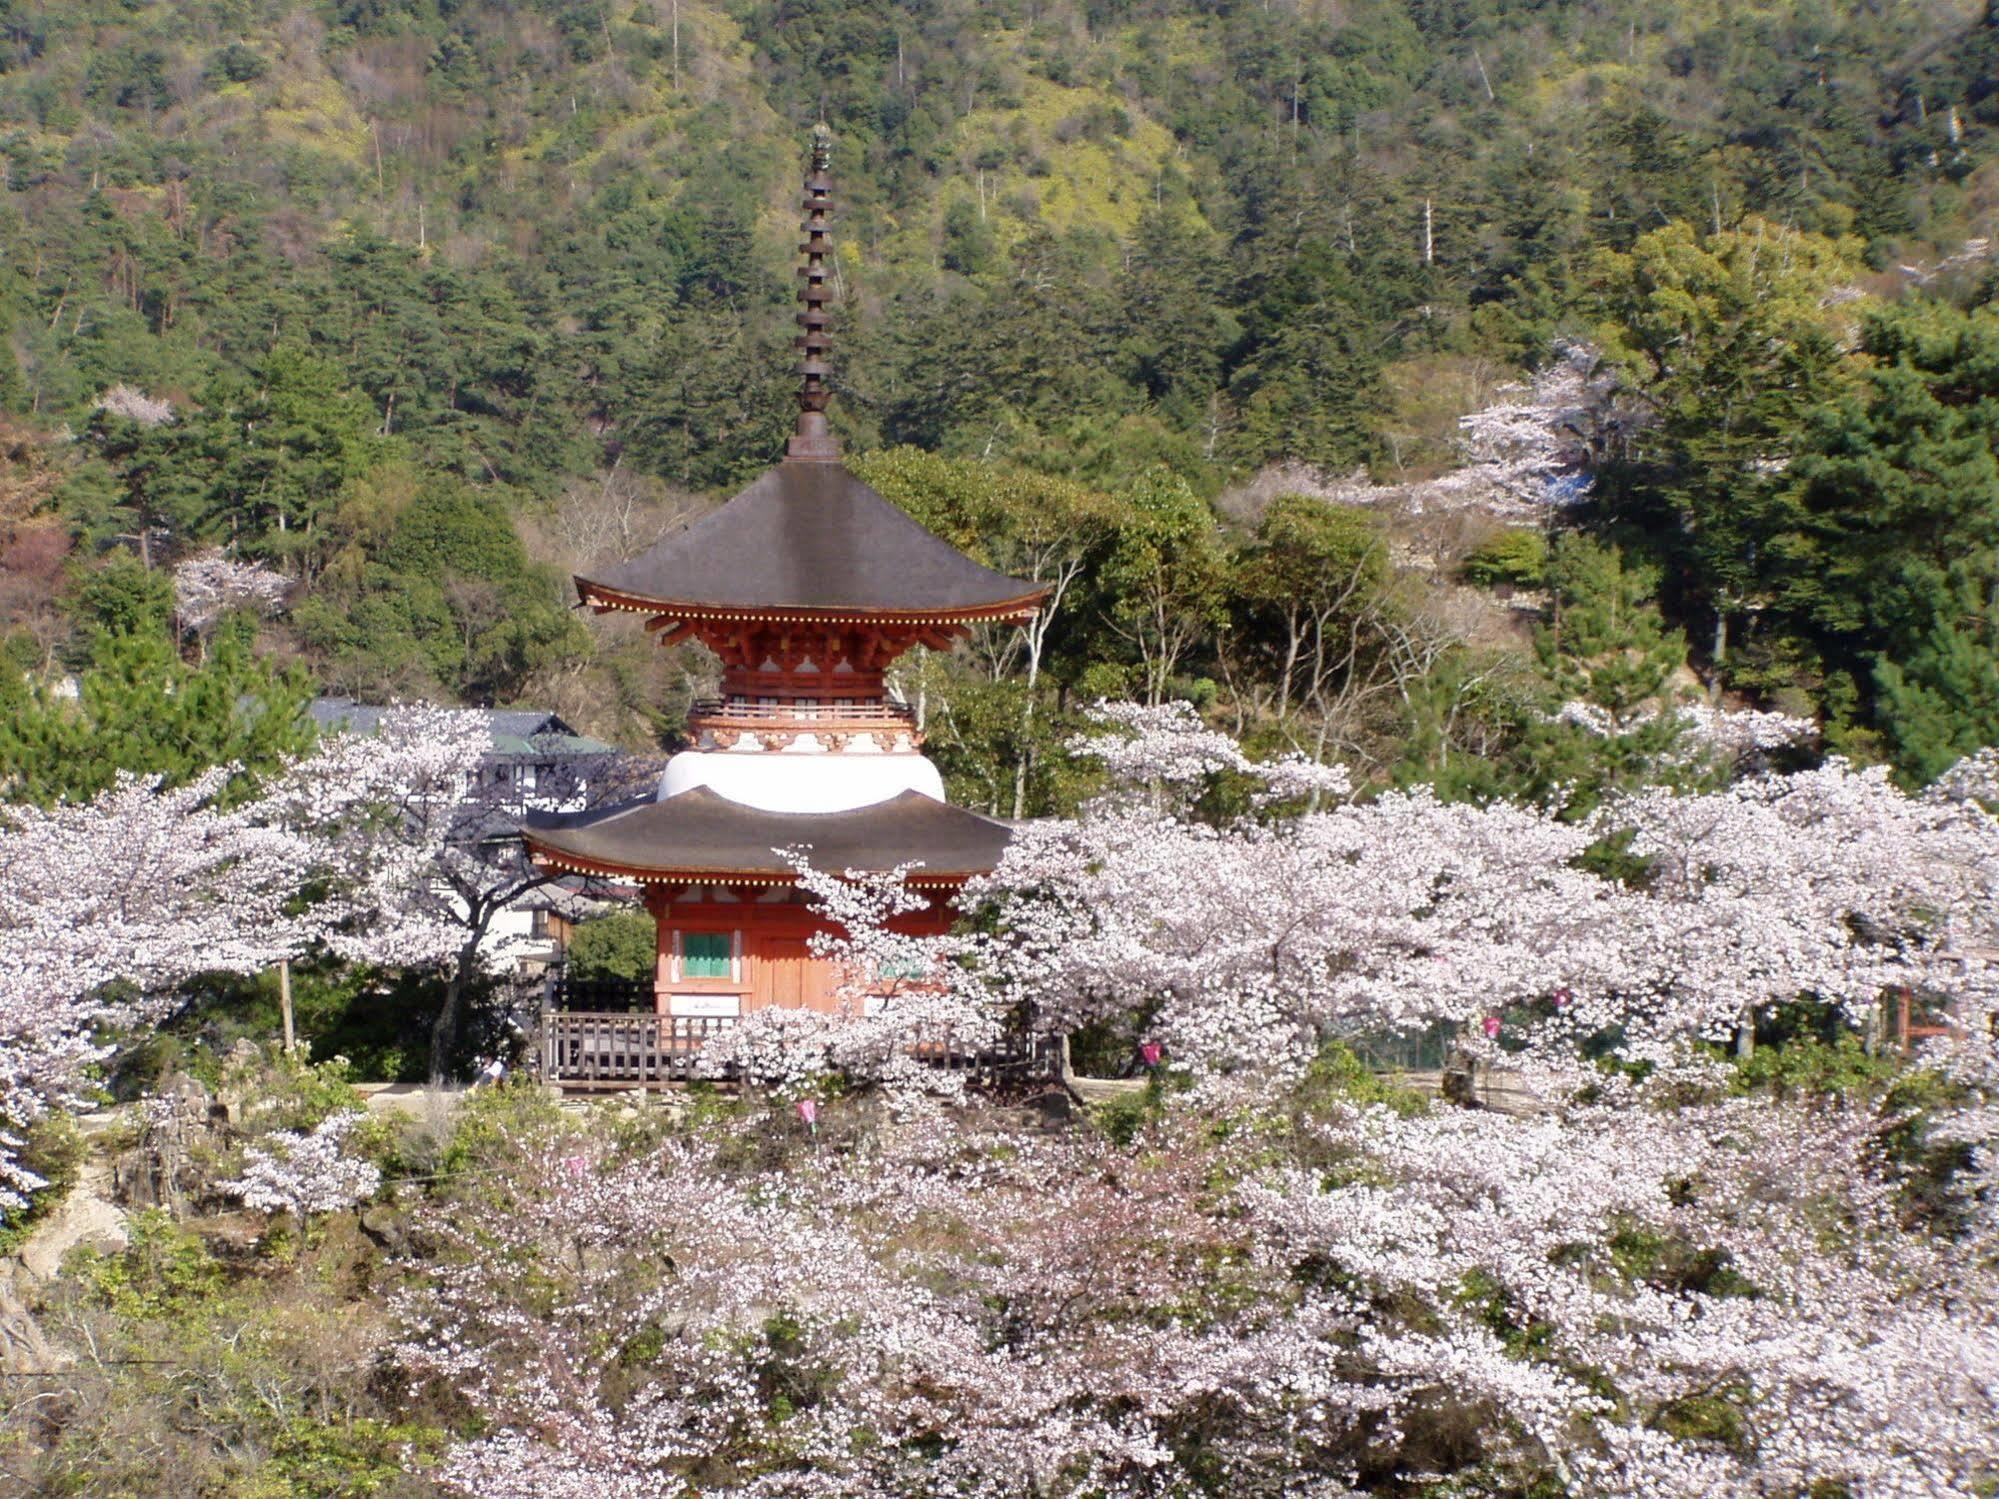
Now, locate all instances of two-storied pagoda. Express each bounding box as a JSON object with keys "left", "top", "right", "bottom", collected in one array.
[{"left": 524, "top": 135, "right": 1046, "bottom": 1023}]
